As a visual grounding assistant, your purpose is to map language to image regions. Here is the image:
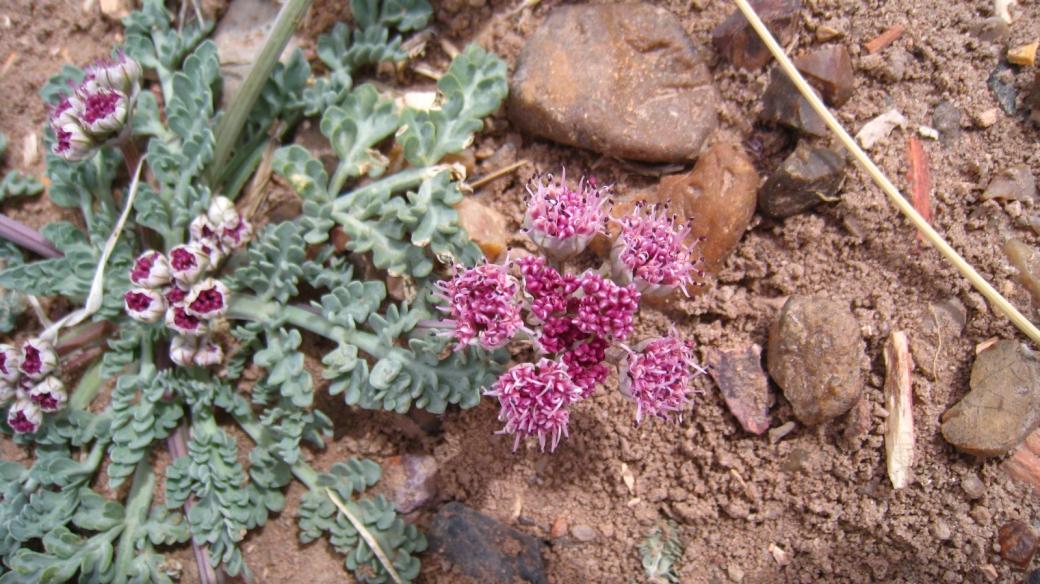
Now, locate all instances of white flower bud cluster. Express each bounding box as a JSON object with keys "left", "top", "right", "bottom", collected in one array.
[
  {"left": 0, "top": 339, "right": 65, "bottom": 434},
  {"left": 124, "top": 197, "right": 253, "bottom": 368}
]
